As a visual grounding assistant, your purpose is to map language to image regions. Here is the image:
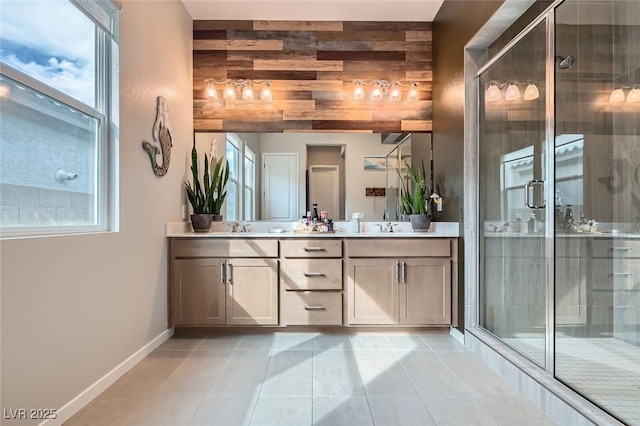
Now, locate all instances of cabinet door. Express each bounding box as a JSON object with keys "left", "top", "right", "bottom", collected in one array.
[
  {"left": 347, "top": 258, "right": 398, "bottom": 325},
  {"left": 399, "top": 258, "right": 451, "bottom": 325},
  {"left": 172, "top": 259, "right": 226, "bottom": 326},
  {"left": 226, "top": 258, "right": 279, "bottom": 325}
]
